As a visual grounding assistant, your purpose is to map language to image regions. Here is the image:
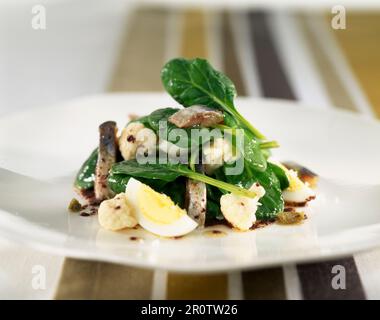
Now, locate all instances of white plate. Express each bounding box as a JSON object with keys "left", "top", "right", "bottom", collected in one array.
[{"left": 1, "top": 93, "right": 380, "bottom": 273}]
